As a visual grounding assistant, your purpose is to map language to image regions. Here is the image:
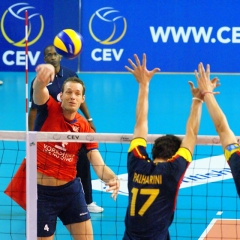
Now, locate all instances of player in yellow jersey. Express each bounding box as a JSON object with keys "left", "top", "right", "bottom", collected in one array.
[{"left": 123, "top": 54, "right": 218, "bottom": 240}]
